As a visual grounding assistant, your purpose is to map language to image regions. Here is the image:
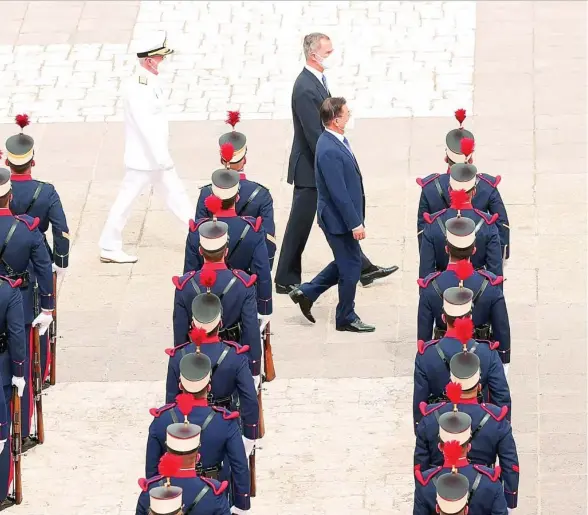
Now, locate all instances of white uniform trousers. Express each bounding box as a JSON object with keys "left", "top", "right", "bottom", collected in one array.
[{"left": 99, "top": 166, "right": 194, "bottom": 252}]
